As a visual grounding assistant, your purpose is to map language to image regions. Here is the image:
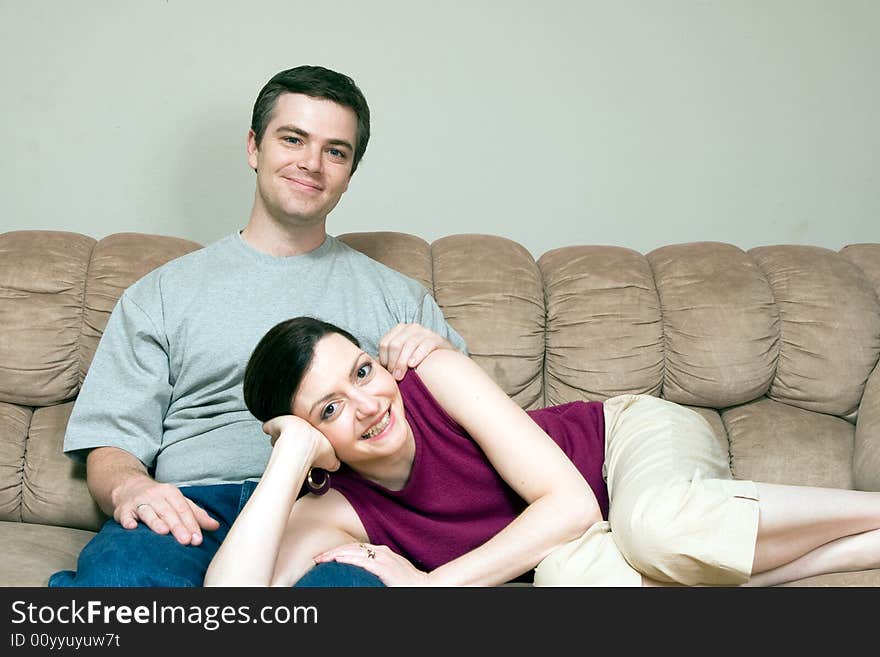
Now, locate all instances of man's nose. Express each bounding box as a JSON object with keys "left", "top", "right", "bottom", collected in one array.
[{"left": 297, "top": 144, "right": 323, "bottom": 173}]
